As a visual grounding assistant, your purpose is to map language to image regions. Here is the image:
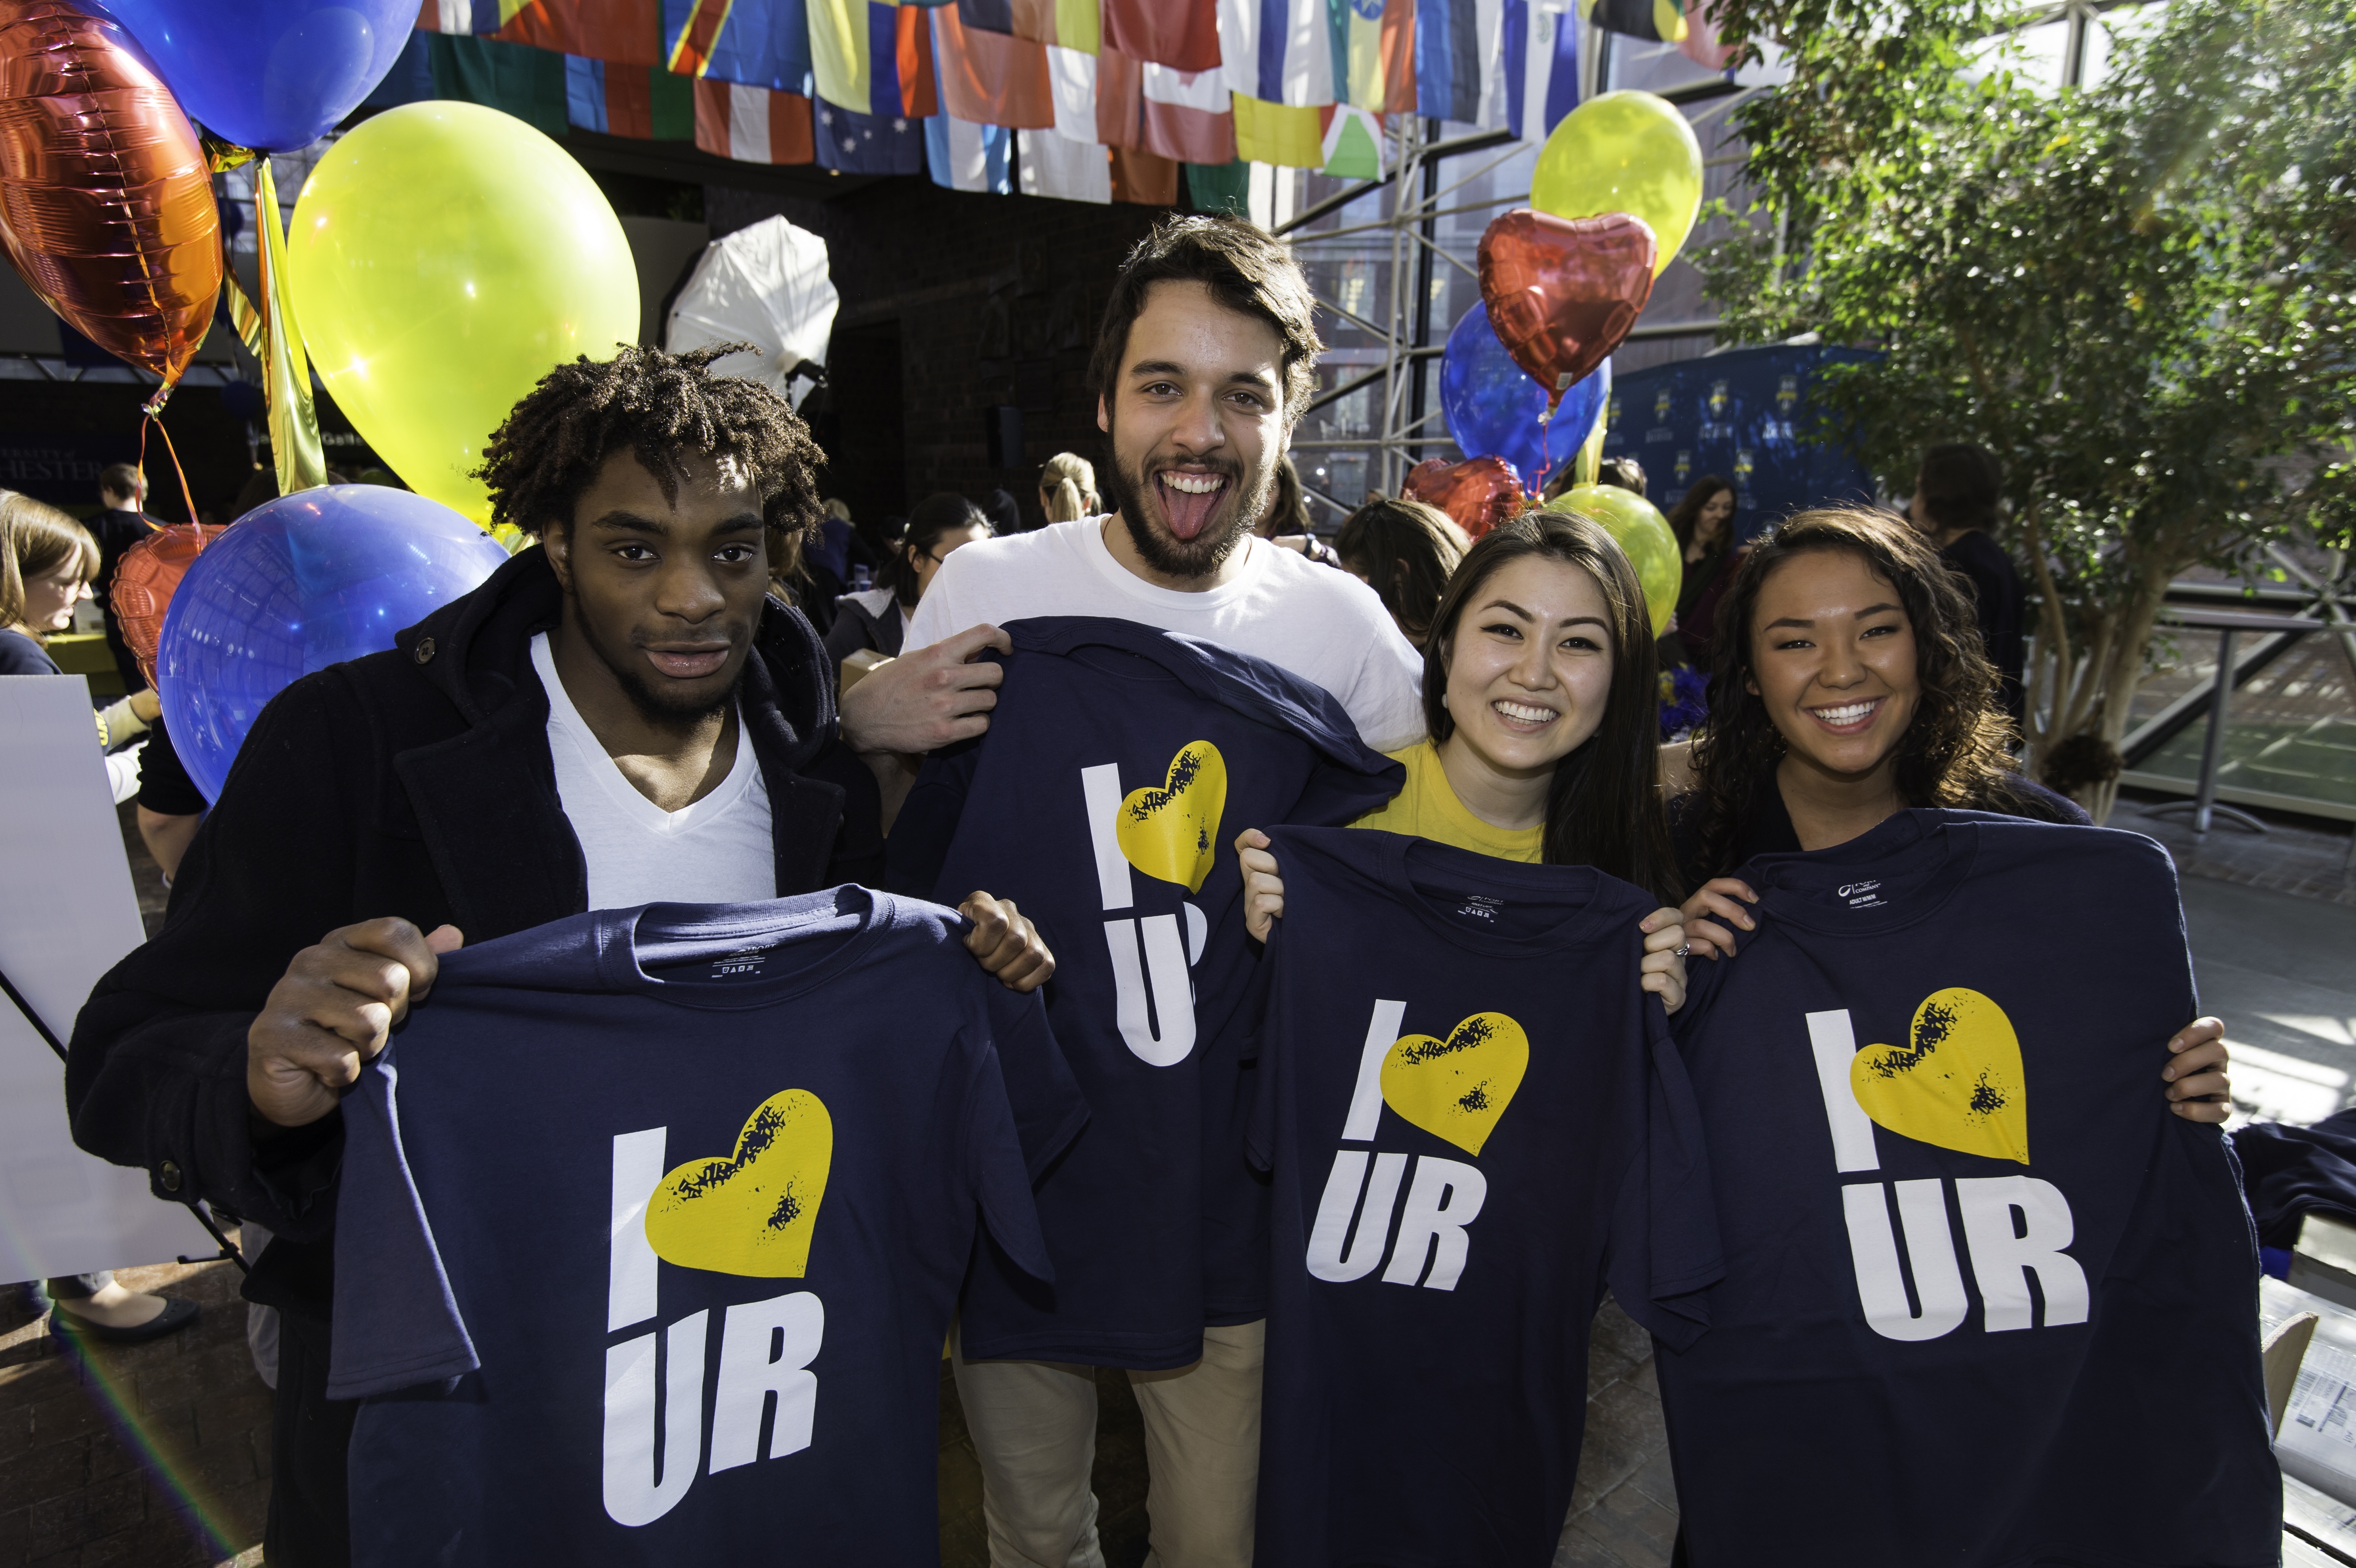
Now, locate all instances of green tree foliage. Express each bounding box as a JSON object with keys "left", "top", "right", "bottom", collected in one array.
[{"left": 1693, "top": 0, "right": 2356, "bottom": 816}]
